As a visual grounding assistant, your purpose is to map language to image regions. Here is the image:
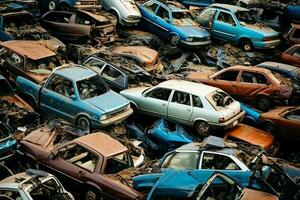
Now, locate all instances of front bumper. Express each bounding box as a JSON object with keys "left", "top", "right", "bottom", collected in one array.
[
  {"left": 209, "top": 110, "right": 245, "bottom": 130},
  {"left": 252, "top": 39, "right": 280, "bottom": 49},
  {"left": 121, "top": 17, "right": 141, "bottom": 26},
  {"left": 92, "top": 108, "right": 133, "bottom": 128},
  {"left": 181, "top": 39, "right": 211, "bottom": 47}
]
